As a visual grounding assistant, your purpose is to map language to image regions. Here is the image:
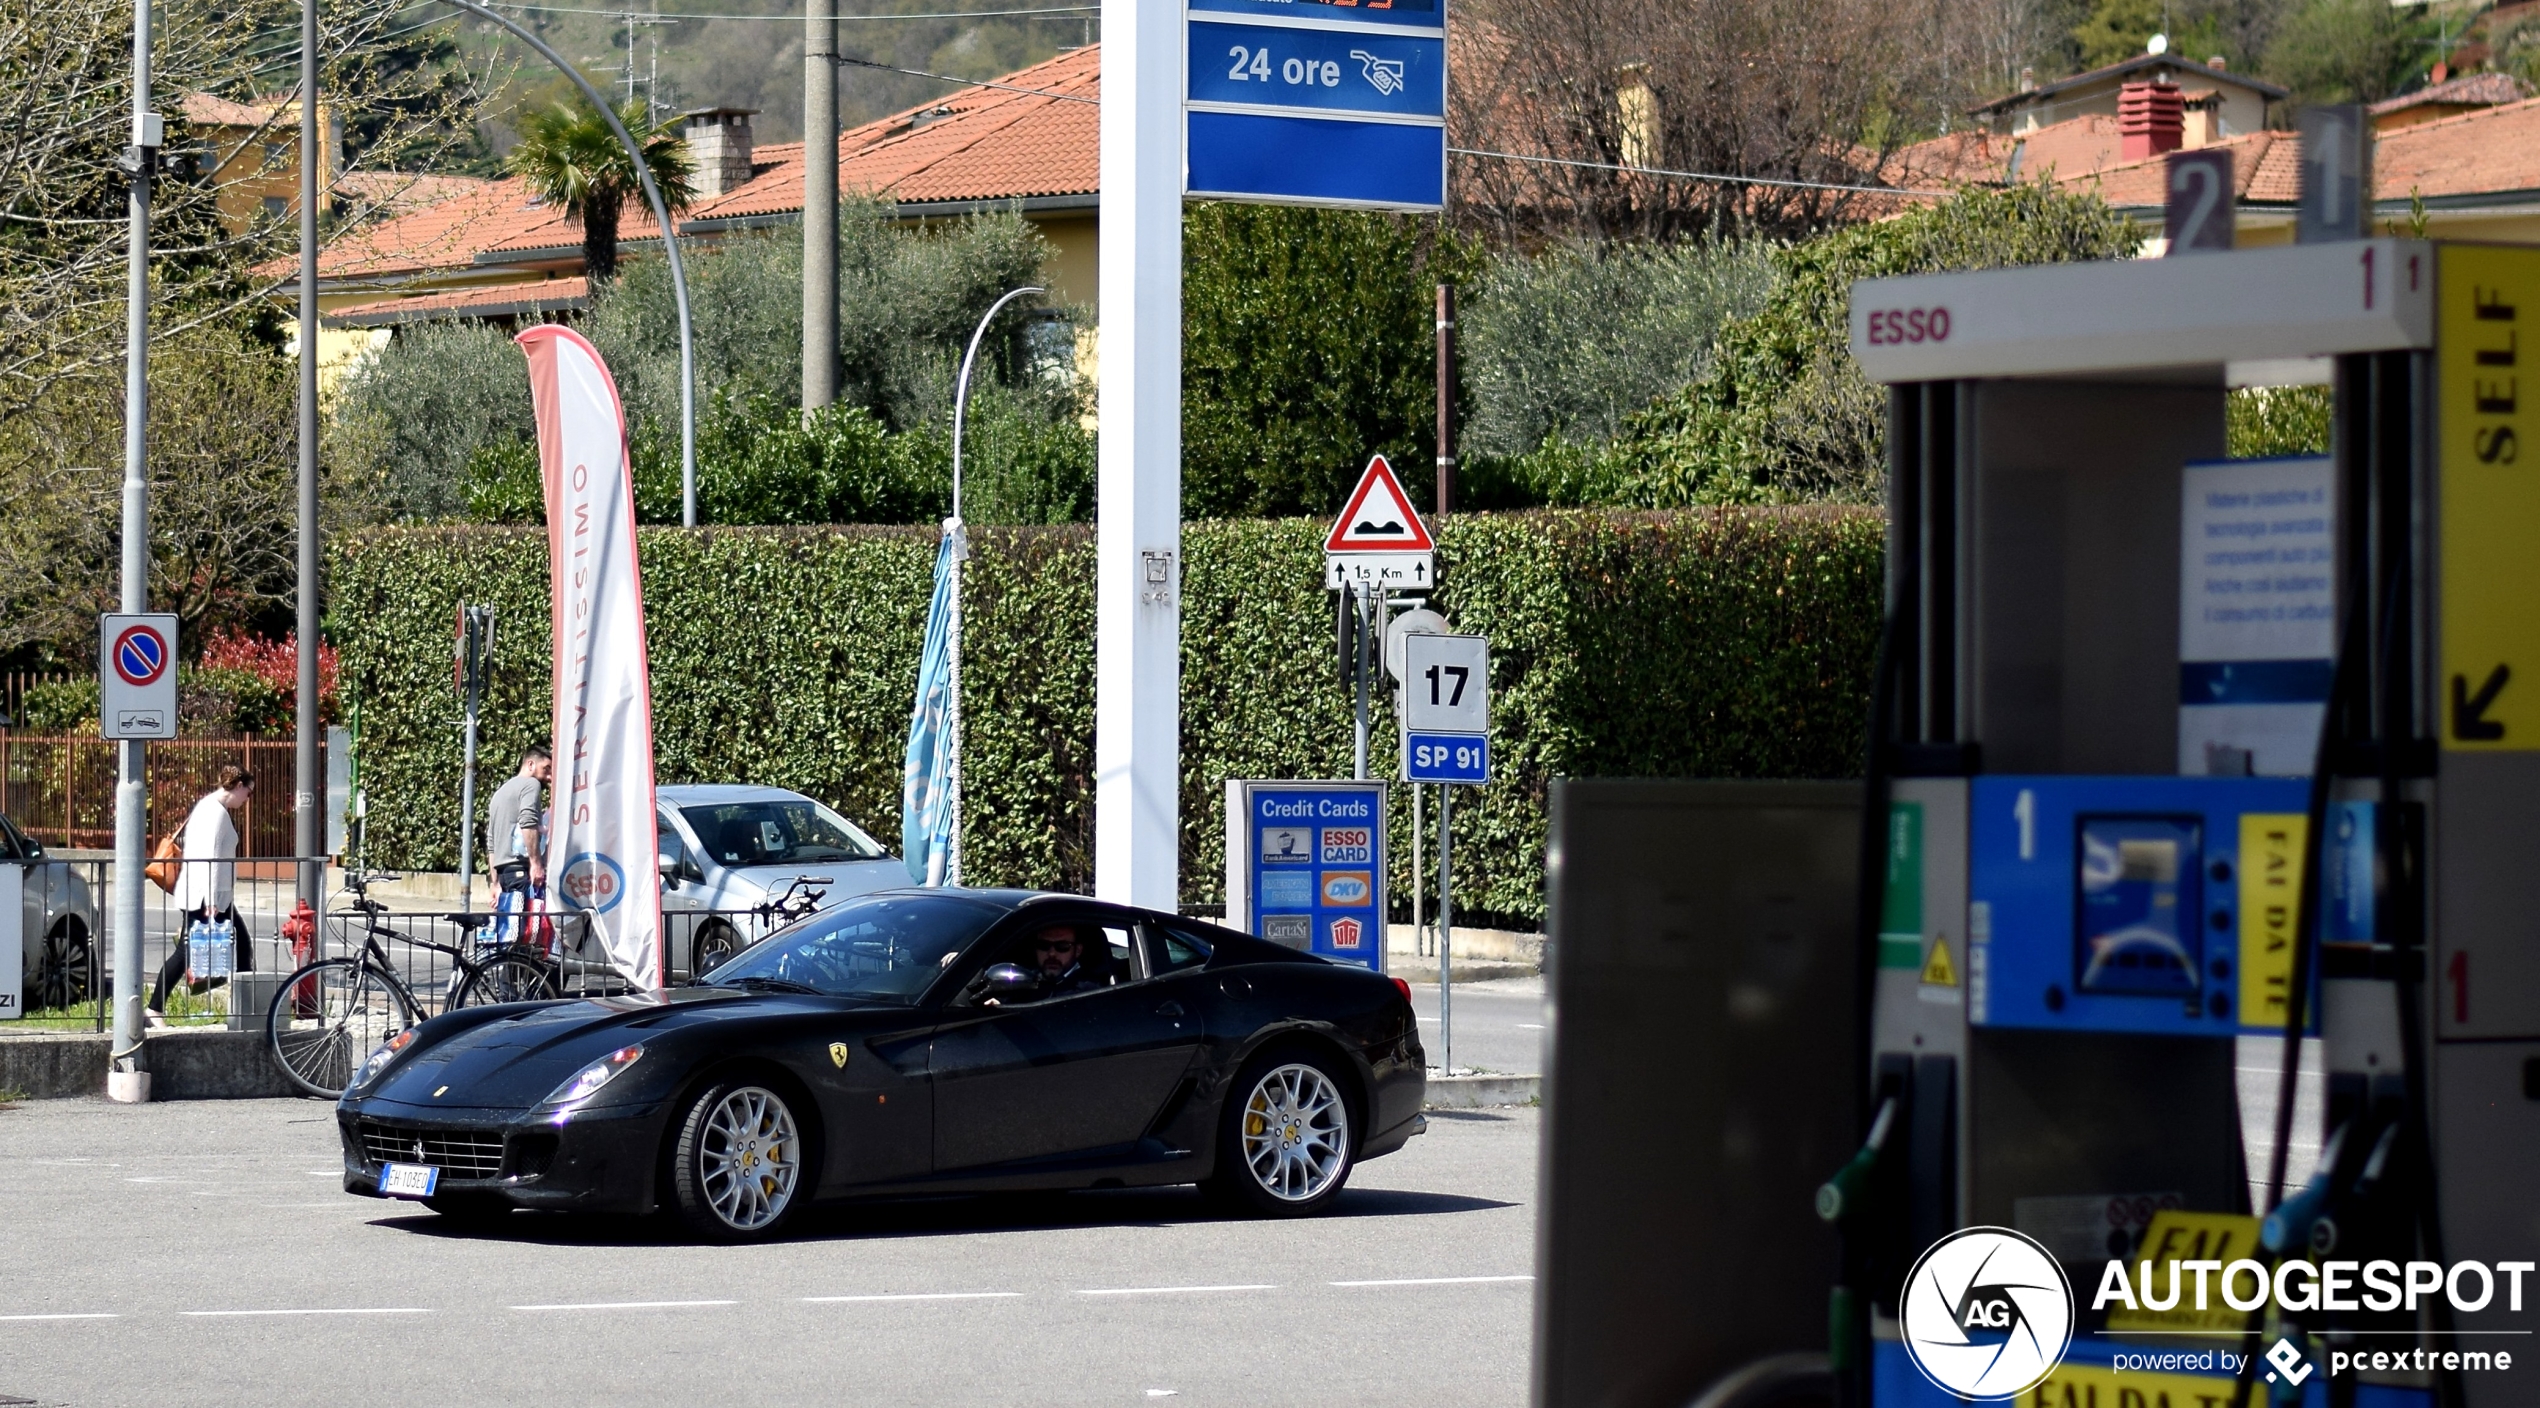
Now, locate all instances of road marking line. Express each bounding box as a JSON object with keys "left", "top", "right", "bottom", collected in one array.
[
  {"left": 1077, "top": 1284, "right": 1276, "bottom": 1297},
  {"left": 511, "top": 1300, "right": 738, "bottom": 1312},
  {"left": 181, "top": 1308, "right": 431, "bottom": 1317},
  {"left": 0, "top": 1313, "right": 119, "bottom": 1321},
  {"left": 1329, "top": 1275, "right": 1535, "bottom": 1287},
  {"left": 802, "top": 1292, "right": 1023, "bottom": 1303}
]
